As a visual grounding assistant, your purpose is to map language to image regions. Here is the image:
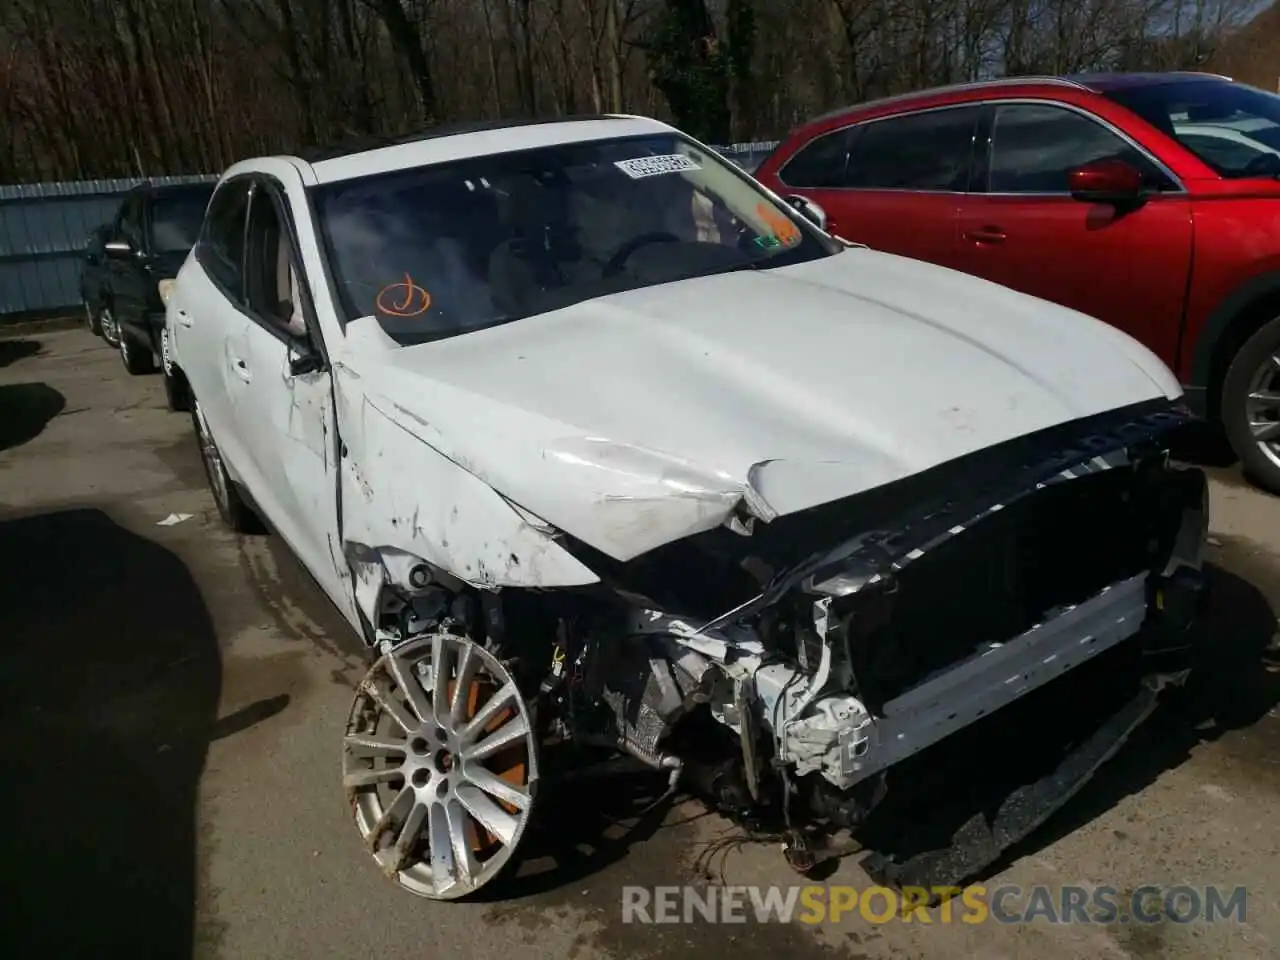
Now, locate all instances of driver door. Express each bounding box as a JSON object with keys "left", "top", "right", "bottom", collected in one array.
[
  {"left": 954, "top": 102, "right": 1193, "bottom": 364},
  {"left": 229, "top": 177, "right": 352, "bottom": 616}
]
